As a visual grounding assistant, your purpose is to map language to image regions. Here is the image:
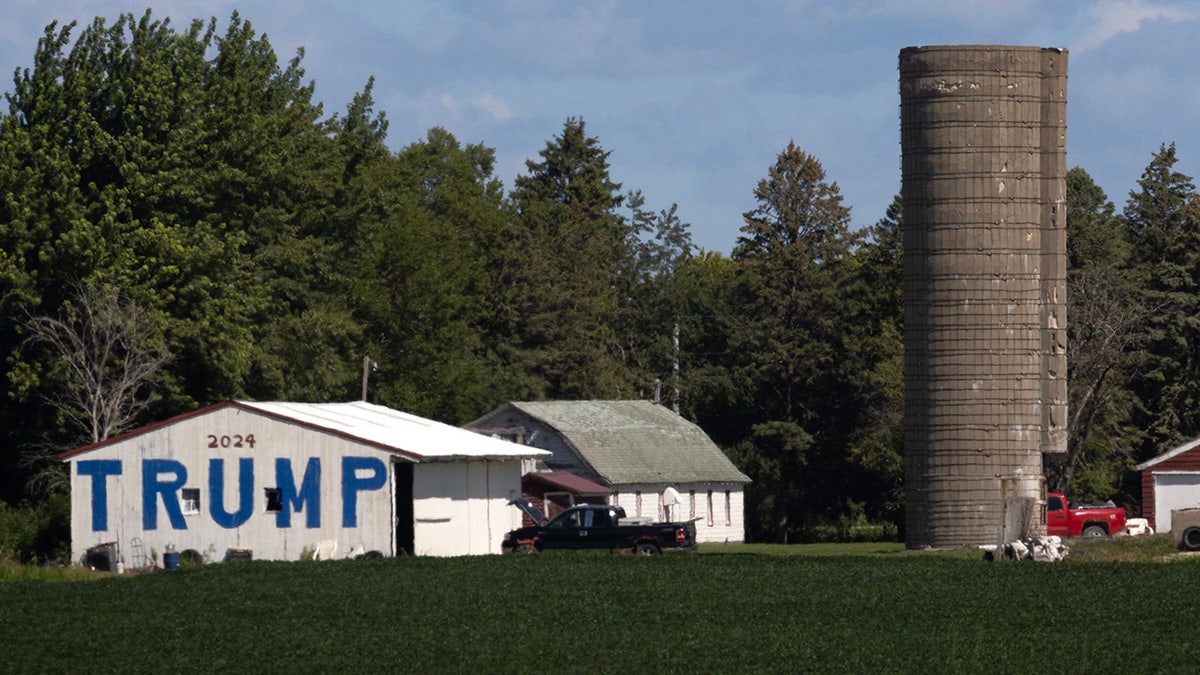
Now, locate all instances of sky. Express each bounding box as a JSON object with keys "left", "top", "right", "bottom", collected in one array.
[{"left": 2, "top": 0, "right": 1198, "bottom": 254}]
